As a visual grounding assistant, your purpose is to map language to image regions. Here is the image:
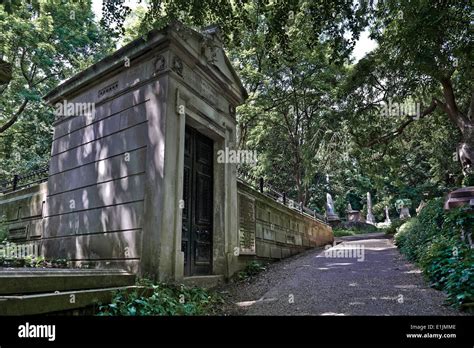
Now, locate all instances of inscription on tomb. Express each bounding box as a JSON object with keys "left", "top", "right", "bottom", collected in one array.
[
  {"left": 201, "top": 80, "right": 217, "bottom": 106},
  {"left": 239, "top": 193, "right": 256, "bottom": 255}
]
